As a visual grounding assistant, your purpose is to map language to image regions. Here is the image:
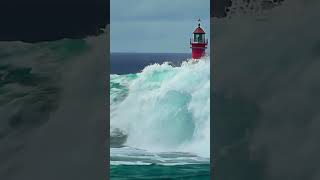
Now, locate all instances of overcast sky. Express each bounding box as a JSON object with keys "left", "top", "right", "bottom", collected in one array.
[{"left": 110, "top": 0, "right": 210, "bottom": 53}]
